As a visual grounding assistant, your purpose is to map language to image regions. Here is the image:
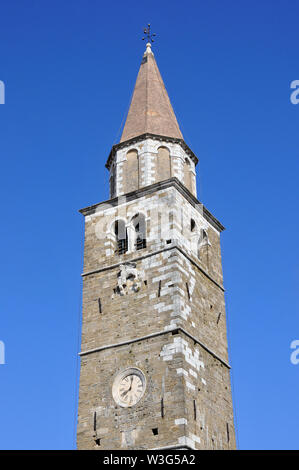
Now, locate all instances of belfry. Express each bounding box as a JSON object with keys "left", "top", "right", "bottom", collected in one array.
[{"left": 77, "top": 38, "right": 236, "bottom": 450}]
